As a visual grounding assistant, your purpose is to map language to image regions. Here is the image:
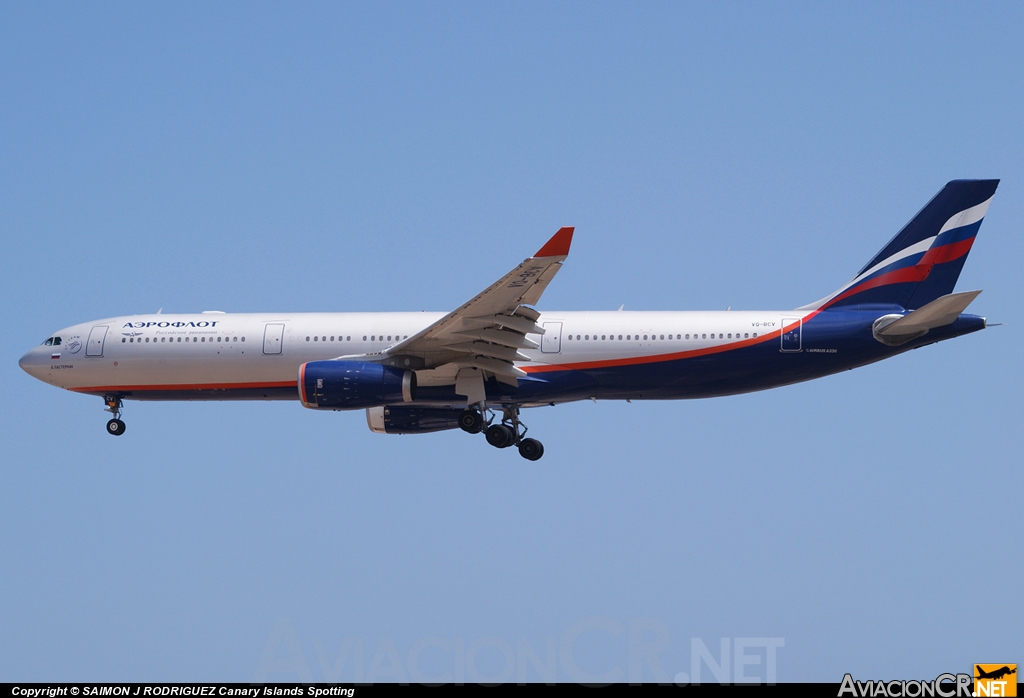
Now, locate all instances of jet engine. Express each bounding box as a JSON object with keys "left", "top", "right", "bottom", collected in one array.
[
  {"left": 299, "top": 360, "right": 415, "bottom": 410},
  {"left": 365, "top": 406, "right": 465, "bottom": 434}
]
